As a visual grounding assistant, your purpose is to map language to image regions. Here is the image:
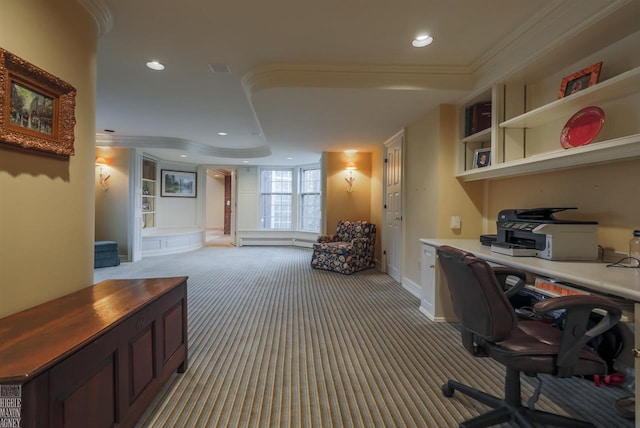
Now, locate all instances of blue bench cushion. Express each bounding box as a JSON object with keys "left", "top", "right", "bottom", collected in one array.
[{"left": 95, "top": 241, "right": 120, "bottom": 268}]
